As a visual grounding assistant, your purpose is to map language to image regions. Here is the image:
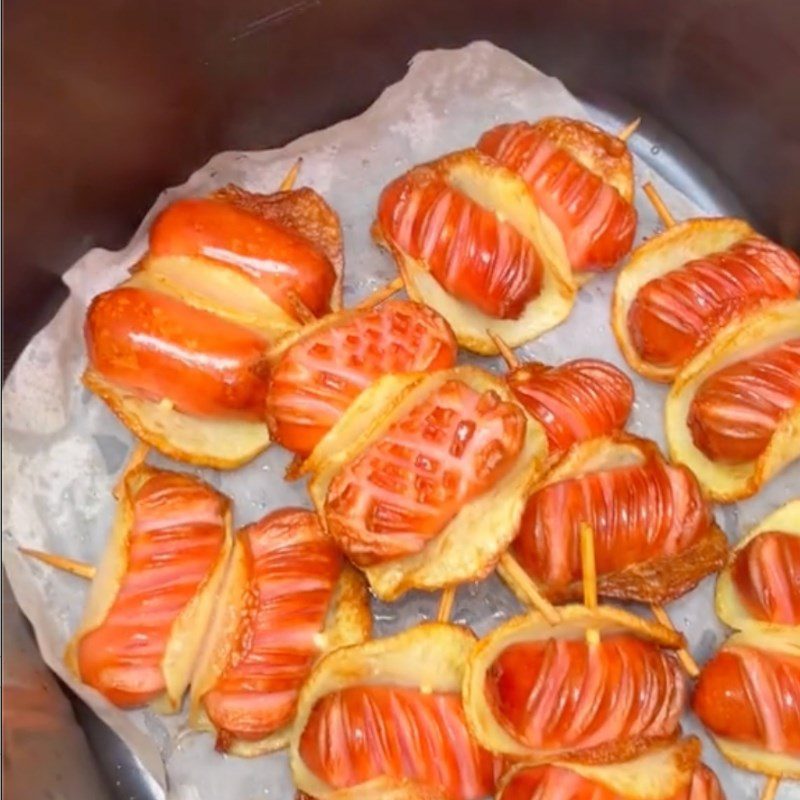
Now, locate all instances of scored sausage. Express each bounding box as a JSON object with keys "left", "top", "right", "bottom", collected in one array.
[
  {"left": 687, "top": 338, "right": 800, "bottom": 463},
  {"left": 266, "top": 300, "right": 457, "bottom": 457},
  {"left": 627, "top": 237, "right": 800, "bottom": 370}
]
